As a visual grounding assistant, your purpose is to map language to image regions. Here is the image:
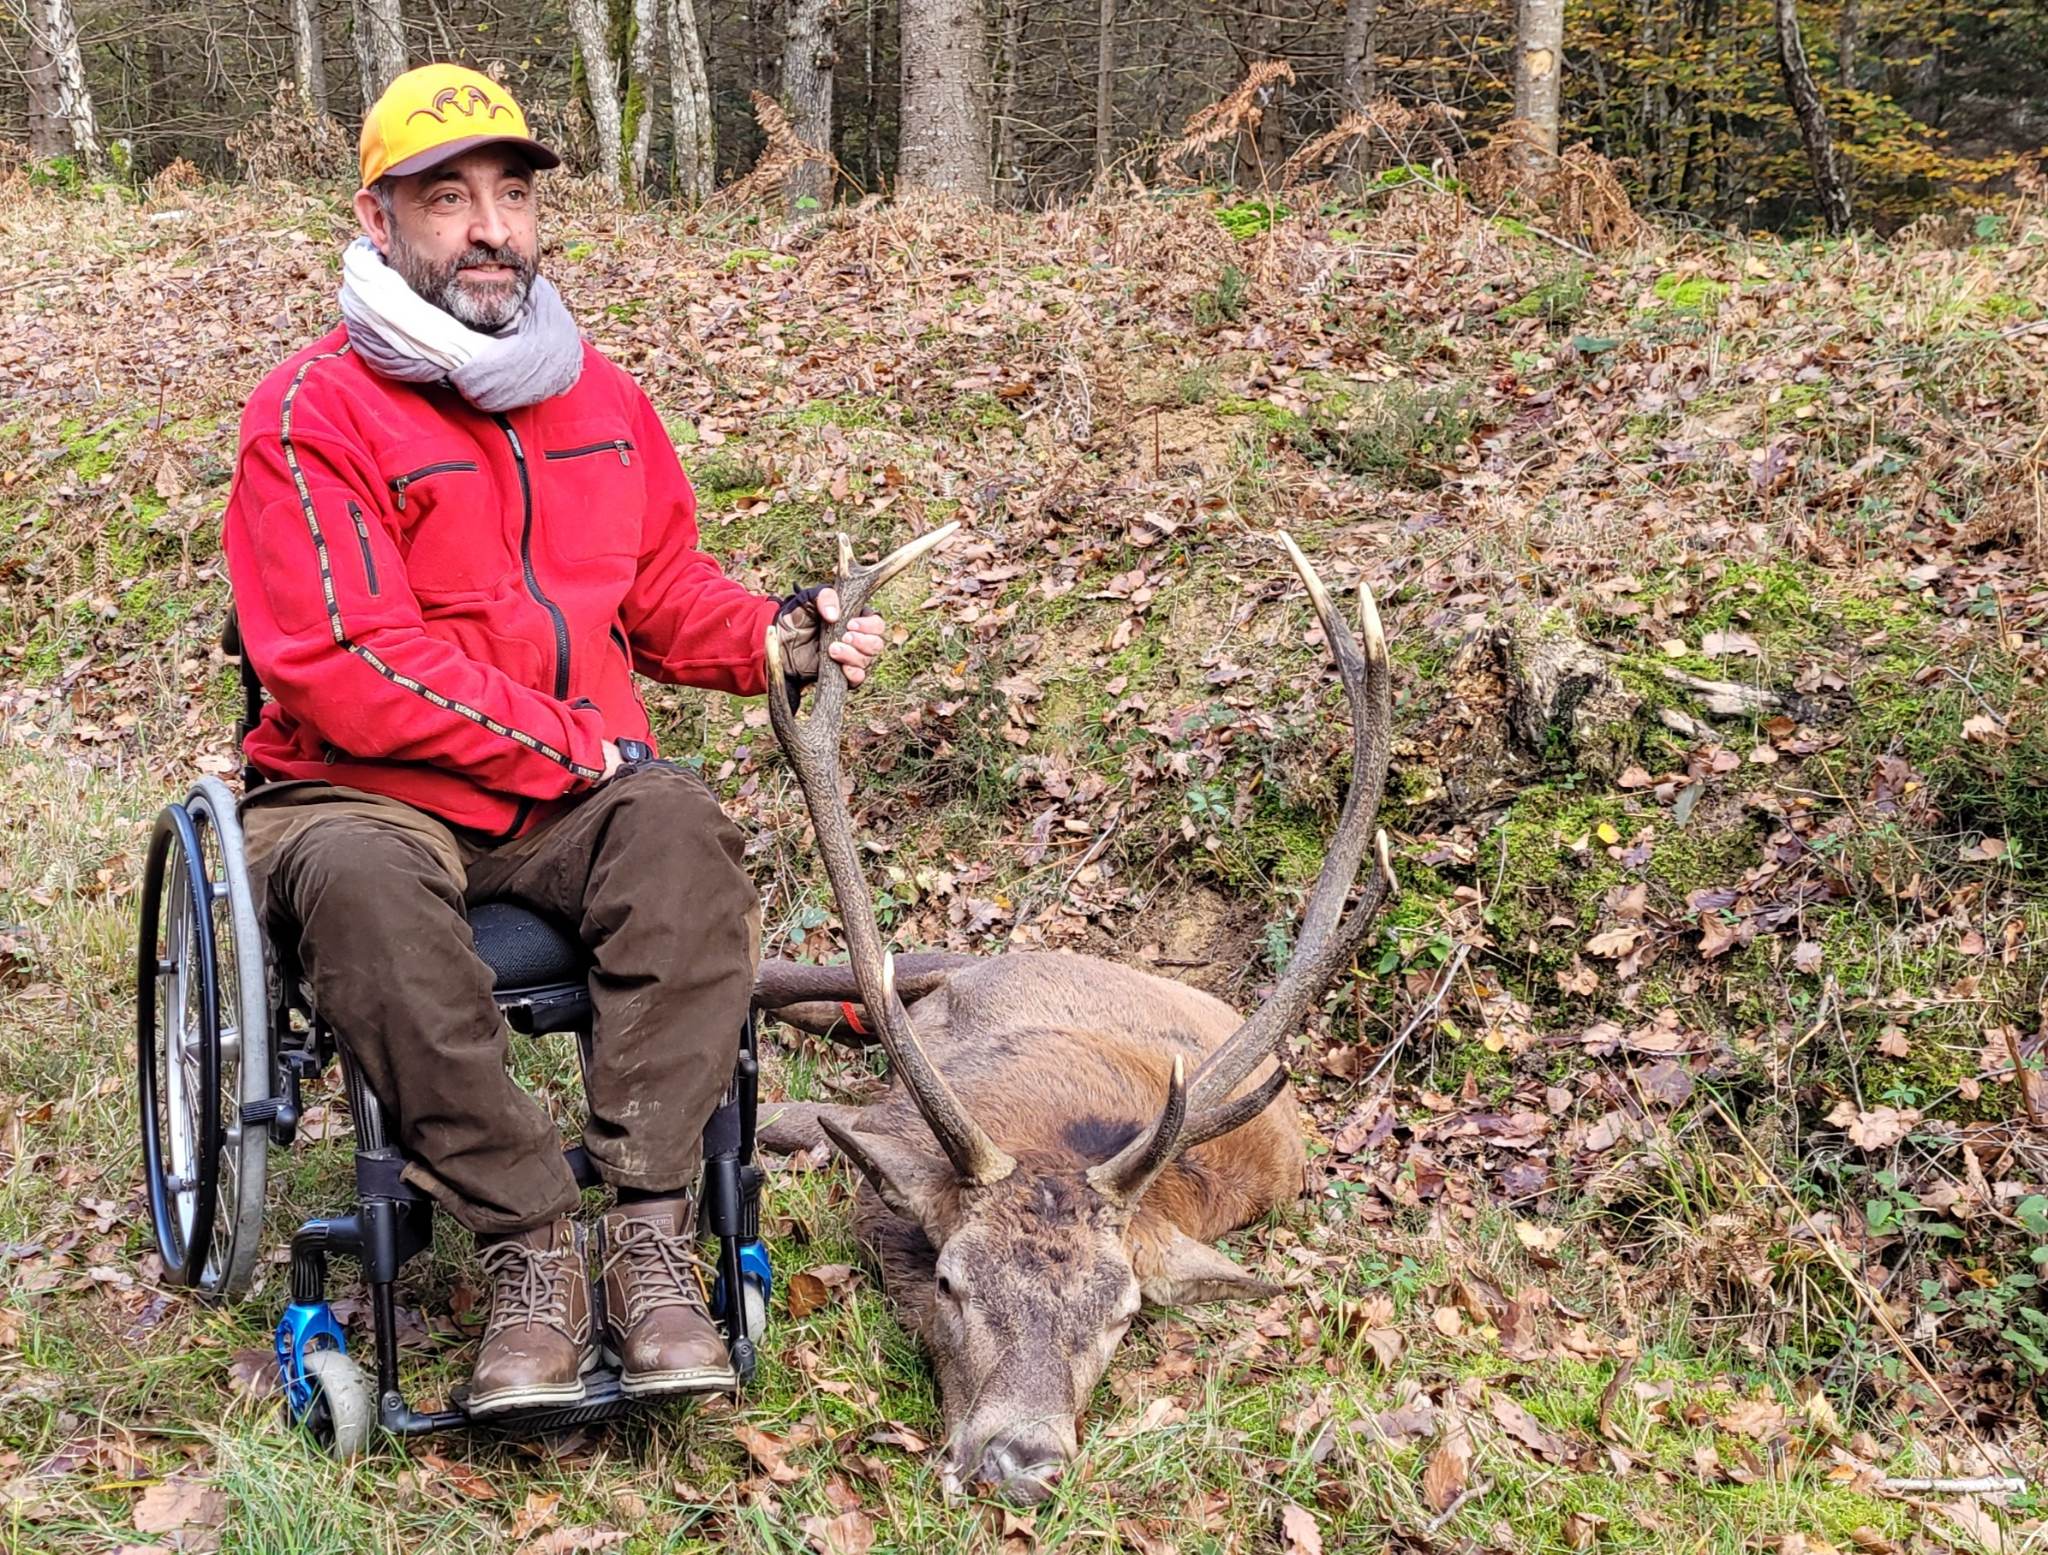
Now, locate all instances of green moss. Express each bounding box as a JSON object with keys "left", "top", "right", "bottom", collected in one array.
[
  {"left": 783, "top": 395, "right": 891, "bottom": 430},
  {"left": 60, "top": 416, "right": 123, "bottom": 481},
  {"left": 1486, "top": 784, "right": 1760, "bottom": 973},
  {"left": 1499, "top": 265, "right": 1590, "bottom": 327},
  {"left": 1649, "top": 272, "right": 1729, "bottom": 312},
  {"left": 1215, "top": 396, "right": 1304, "bottom": 434},
  {"left": 1852, "top": 633, "right": 2048, "bottom": 858}
]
